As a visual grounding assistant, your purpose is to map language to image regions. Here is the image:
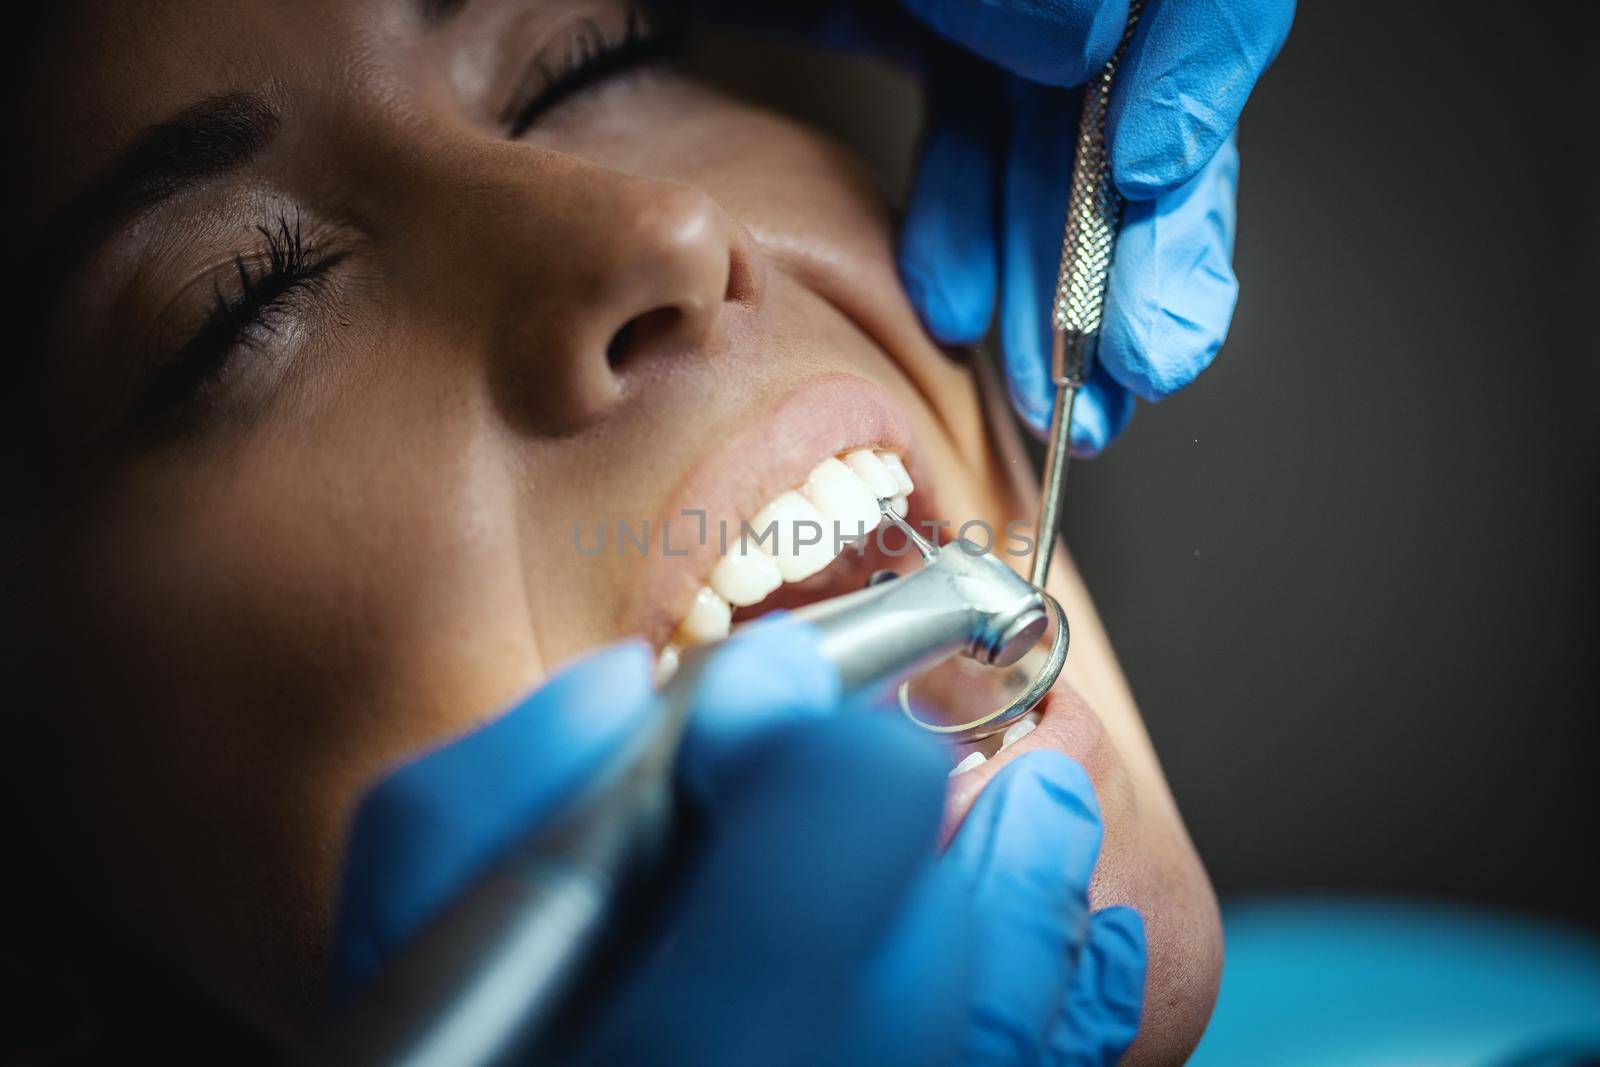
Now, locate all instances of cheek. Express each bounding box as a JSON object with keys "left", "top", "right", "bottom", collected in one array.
[
  {"left": 78, "top": 417, "right": 544, "bottom": 779},
  {"left": 24, "top": 385, "right": 548, "bottom": 1001}
]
